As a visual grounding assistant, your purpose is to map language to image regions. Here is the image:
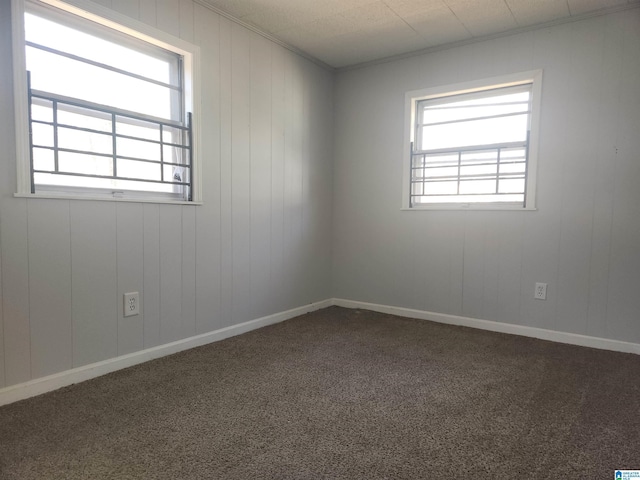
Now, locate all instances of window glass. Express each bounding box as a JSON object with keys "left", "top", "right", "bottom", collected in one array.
[
  {"left": 408, "top": 80, "right": 538, "bottom": 208},
  {"left": 22, "top": 5, "right": 193, "bottom": 200}
]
